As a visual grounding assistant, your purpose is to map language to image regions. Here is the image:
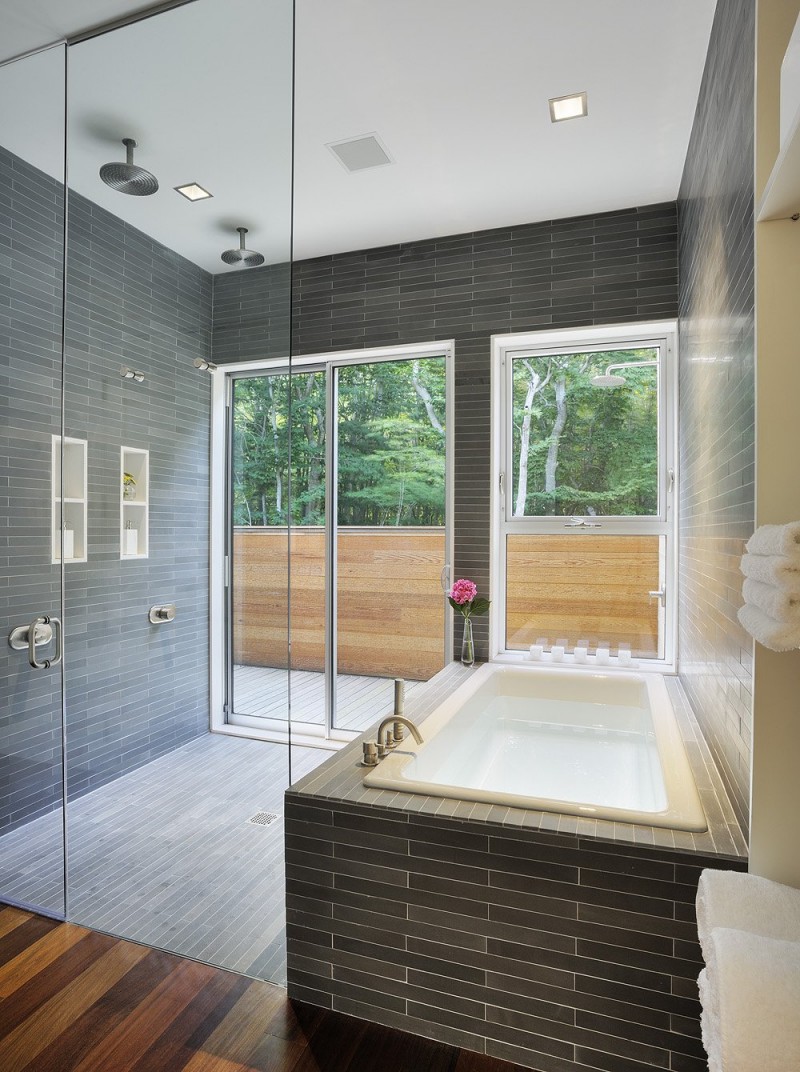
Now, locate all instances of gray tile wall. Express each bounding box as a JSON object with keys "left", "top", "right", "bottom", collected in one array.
[
  {"left": 213, "top": 206, "right": 680, "bottom": 660},
  {"left": 677, "top": 0, "right": 755, "bottom": 832},
  {"left": 62, "top": 192, "right": 213, "bottom": 800},
  {"left": 285, "top": 796, "right": 745, "bottom": 1072},
  {"left": 0, "top": 145, "right": 65, "bottom": 842}
]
